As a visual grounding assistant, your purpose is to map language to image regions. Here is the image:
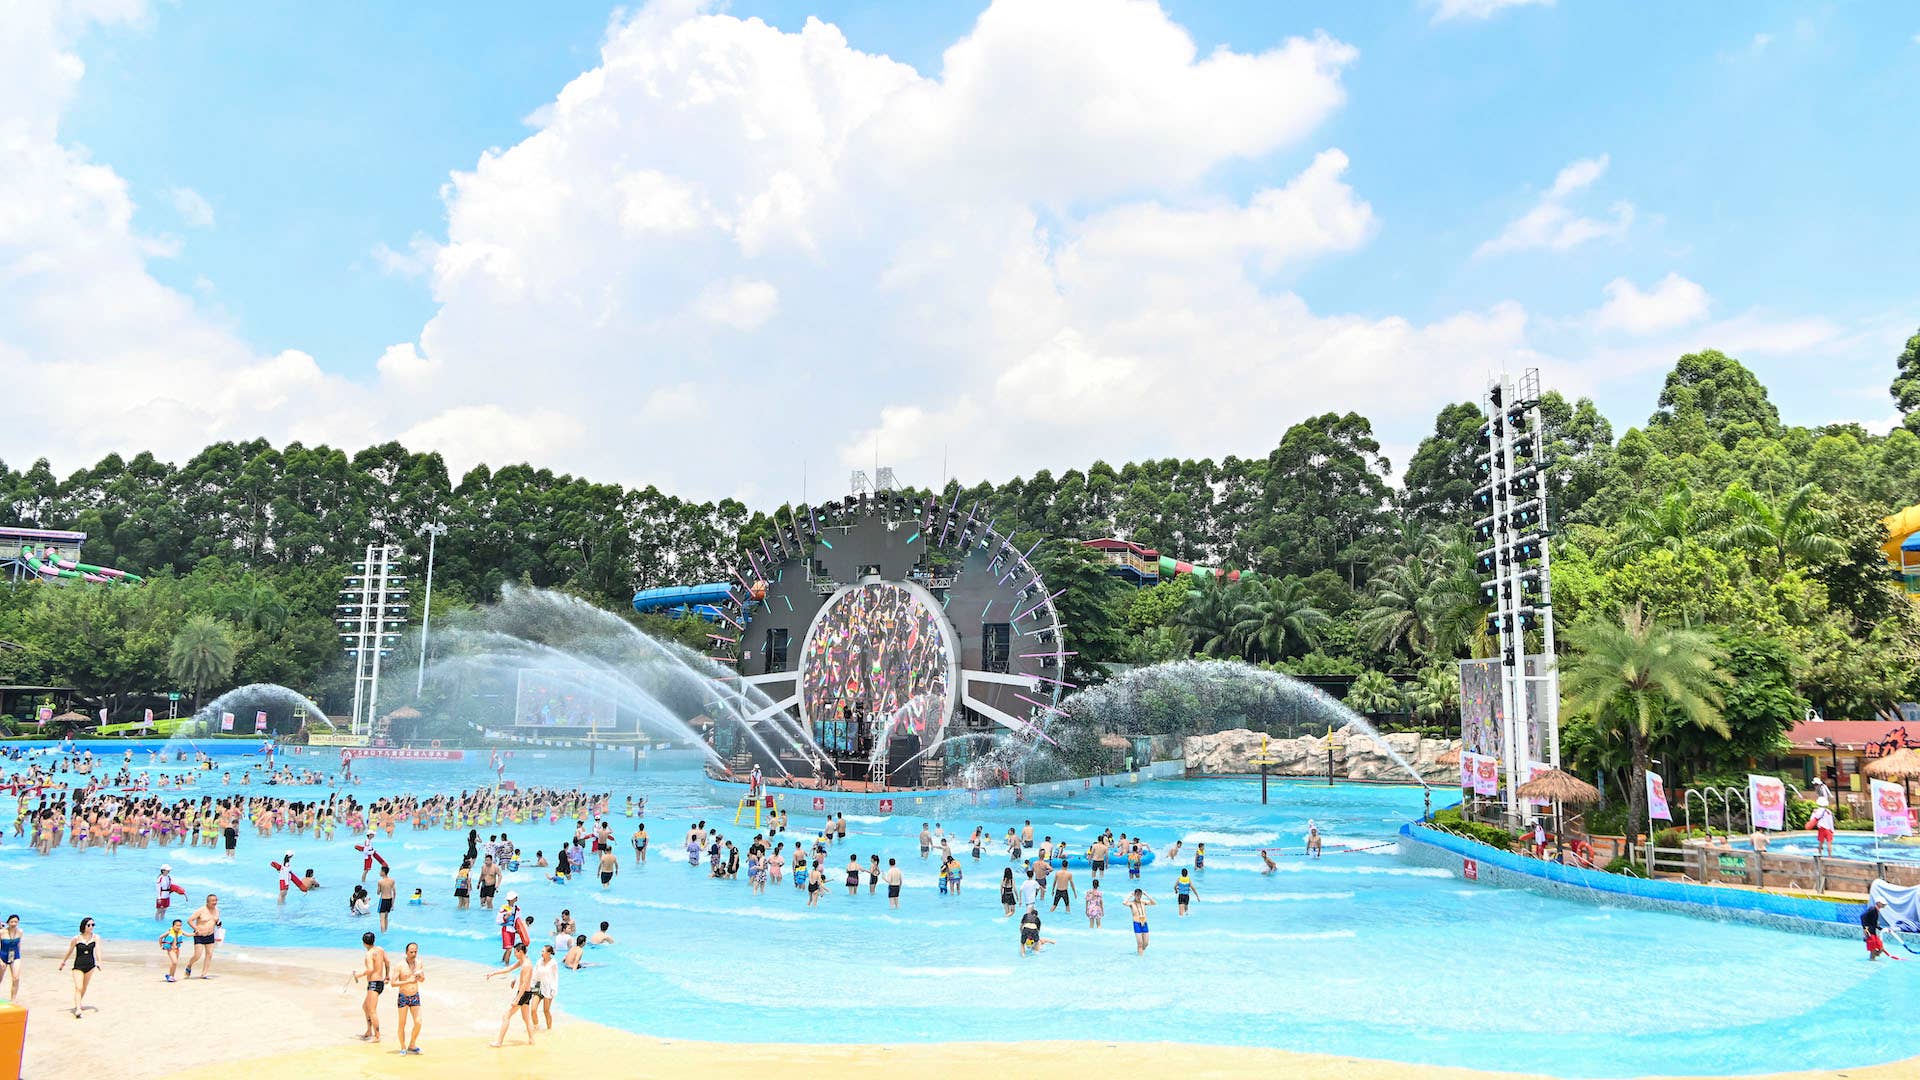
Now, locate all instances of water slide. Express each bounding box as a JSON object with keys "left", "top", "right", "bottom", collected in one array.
[
  {"left": 632, "top": 582, "right": 738, "bottom": 621},
  {"left": 19, "top": 545, "right": 144, "bottom": 584}
]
